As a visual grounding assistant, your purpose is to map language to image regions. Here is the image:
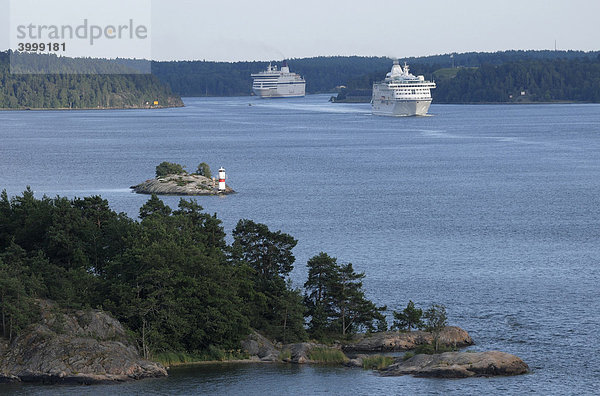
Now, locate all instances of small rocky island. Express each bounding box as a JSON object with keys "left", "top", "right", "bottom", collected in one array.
[
  {"left": 381, "top": 351, "right": 529, "bottom": 378},
  {"left": 240, "top": 327, "right": 529, "bottom": 379},
  {"left": 131, "top": 161, "right": 234, "bottom": 196}
]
